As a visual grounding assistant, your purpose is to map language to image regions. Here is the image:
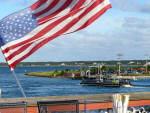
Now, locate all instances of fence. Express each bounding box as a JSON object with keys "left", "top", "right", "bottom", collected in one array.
[
  {"left": 82, "top": 99, "right": 150, "bottom": 113},
  {"left": 0, "top": 101, "right": 27, "bottom": 113},
  {"left": 0, "top": 93, "right": 150, "bottom": 113},
  {"left": 37, "top": 100, "right": 79, "bottom": 113},
  {"left": 37, "top": 98, "right": 150, "bottom": 113}
]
